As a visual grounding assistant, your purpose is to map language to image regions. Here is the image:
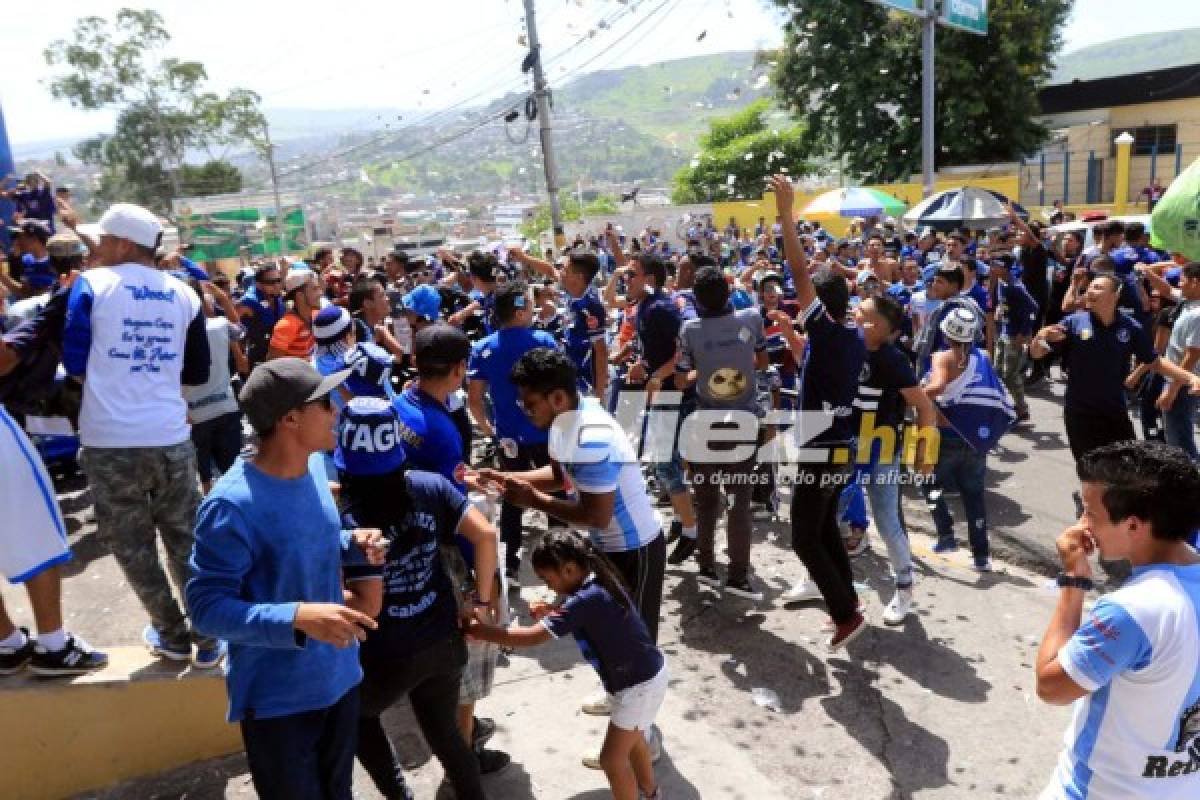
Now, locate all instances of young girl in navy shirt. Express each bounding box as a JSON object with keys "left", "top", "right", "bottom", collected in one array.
[{"left": 466, "top": 531, "right": 667, "bottom": 800}]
